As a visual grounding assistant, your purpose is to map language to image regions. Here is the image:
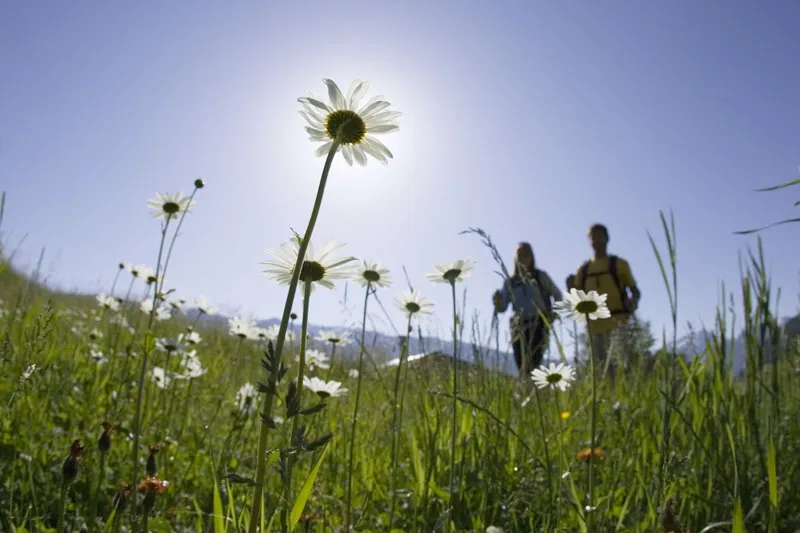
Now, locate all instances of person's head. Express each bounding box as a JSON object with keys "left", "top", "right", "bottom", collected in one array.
[
  {"left": 588, "top": 223, "right": 609, "bottom": 256},
  {"left": 513, "top": 242, "right": 535, "bottom": 278}
]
